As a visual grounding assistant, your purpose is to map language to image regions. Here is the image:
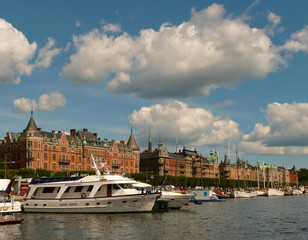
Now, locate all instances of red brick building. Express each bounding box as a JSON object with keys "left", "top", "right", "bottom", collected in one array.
[{"left": 0, "top": 112, "right": 140, "bottom": 173}]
